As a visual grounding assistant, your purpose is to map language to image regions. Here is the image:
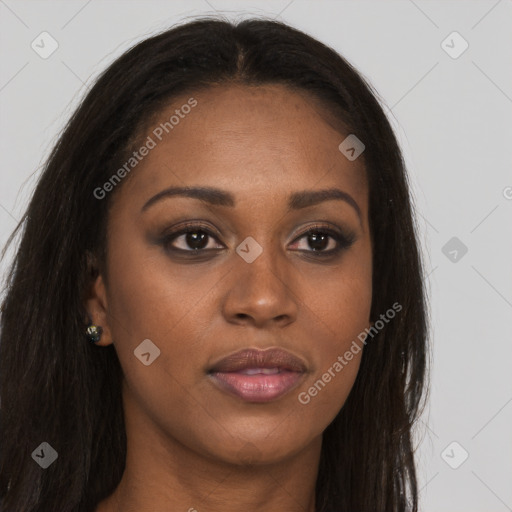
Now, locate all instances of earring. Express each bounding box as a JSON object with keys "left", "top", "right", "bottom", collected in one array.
[{"left": 86, "top": 324, "right": 103, "bottom": 343}]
